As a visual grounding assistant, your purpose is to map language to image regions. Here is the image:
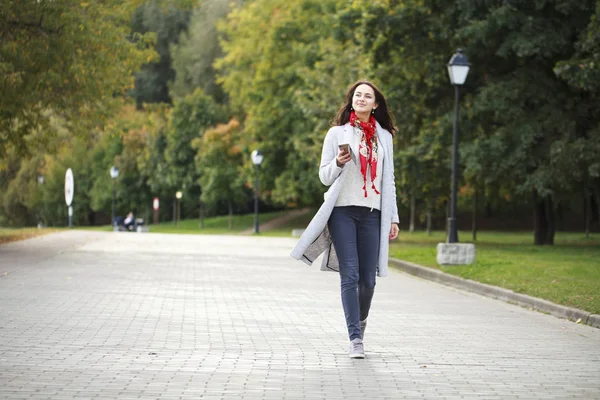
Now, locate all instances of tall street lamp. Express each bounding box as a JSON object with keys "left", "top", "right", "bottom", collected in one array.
[
  {"left": 446, "top": 49, "right": 470, "bottom": 244},
  {"left": 251, "top": 150, "right": 264, "bottom": 234},
  {"left": 110, "top": 166, "right": 119, "bottom": 227},
  {"left": 37, "top": 175, "right": 44, "bottom": 228},
  {"left": 176, "top": 191, "right": 183, "bottom": 226}
]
